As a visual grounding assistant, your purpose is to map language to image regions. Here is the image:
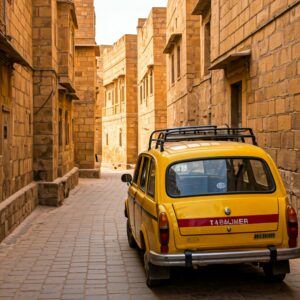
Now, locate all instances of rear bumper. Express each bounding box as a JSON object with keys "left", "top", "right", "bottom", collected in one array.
[{"left": 149, "top": 247, "right": 300, "bottom": 267}]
